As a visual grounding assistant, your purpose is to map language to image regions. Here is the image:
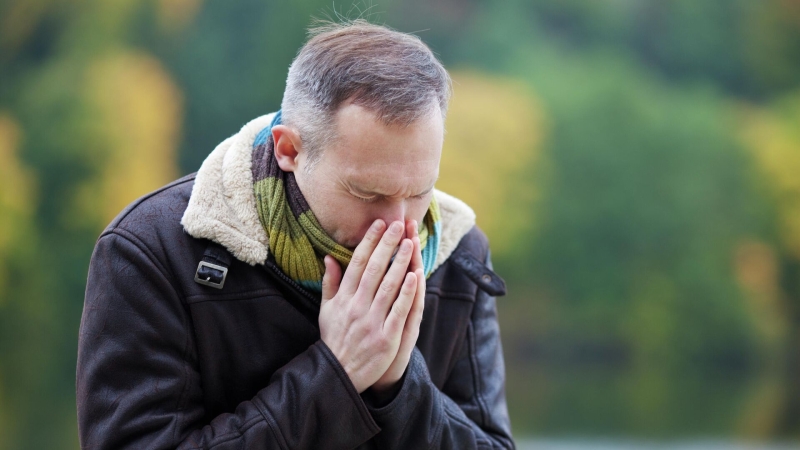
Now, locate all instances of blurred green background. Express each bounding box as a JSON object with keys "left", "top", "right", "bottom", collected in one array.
[{"left": 2, "top": 0, "right": 800, "bottom": 448}]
